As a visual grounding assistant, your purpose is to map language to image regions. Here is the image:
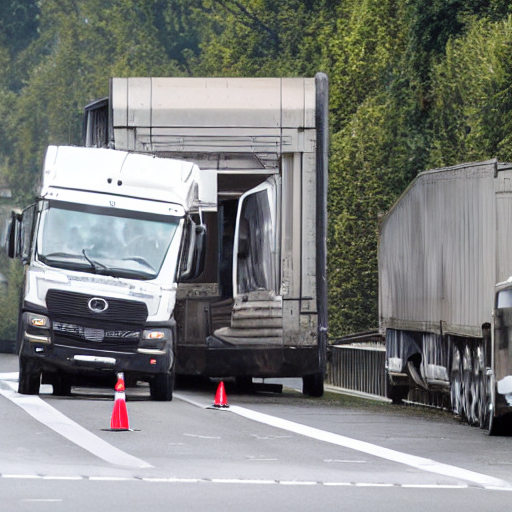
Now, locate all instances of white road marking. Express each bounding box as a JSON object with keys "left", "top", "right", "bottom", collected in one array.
[
  {"left": 22, "top": 499, "right": 63, "bottom": 502},
  {"left": 324, "top": 459, "right": 367, "bottom": 463},
  {"left": 0, "top": 372, "right": 19, "bottom": 381},
  {"left": 227, "top": 405, "right": 512, "bottom": 490},
  {"left": 1, "top": 473, "right": 512, "bottom": 491},
  {"left": 183, "top": 433, "right": 221, "bottom": 439},
  {"left": 0, "top": 379, "right": 152, "bottom": 470},
  {"left": 1, "top": 374, "right": 511, "bottom": 491},
  {"left": 174, "top": 393, "right": 512, "bottom": 491}
]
